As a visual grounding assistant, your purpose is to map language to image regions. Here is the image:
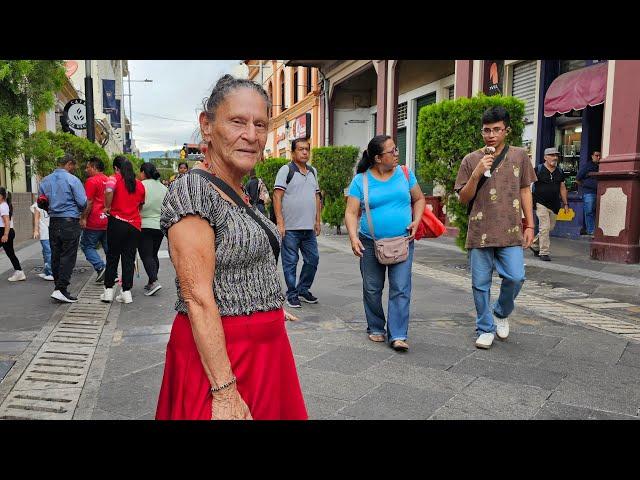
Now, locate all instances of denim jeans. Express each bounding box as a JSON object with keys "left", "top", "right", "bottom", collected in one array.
[
  {"left": 40, "top": 239, "right": 52, "bottom": 276},
  {"left": 469, "top": 246, "right": 525, "bottom": 335},
  {"left": 80, "top": 228, "right": 108, "bottom": 272},
  {"left": 583, "top": 192, "right": 597, "bottom": 235},
  {"left": 359, "top": 235, "right": 414, "bottom": 343},
  {"left": 281, "top": 230, "right": 319, "bottom": 301}
]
